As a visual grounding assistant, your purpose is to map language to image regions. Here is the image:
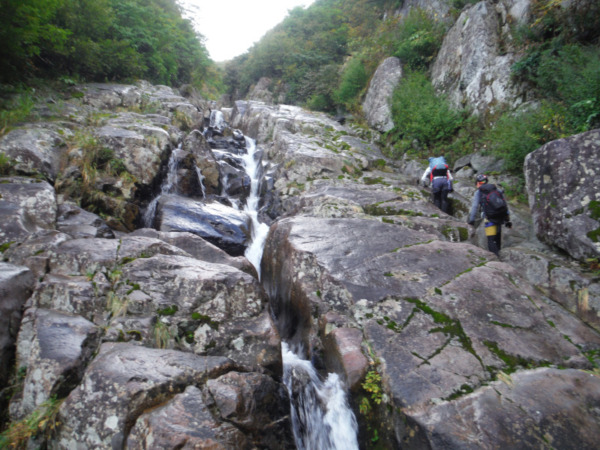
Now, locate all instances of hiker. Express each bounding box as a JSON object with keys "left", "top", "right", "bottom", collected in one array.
[
  {"left": 467, "top": 174, "right": 512, "bottom": 256},
  {"left": 420, "top": 156, "right": 453, "bottom": 214}
]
